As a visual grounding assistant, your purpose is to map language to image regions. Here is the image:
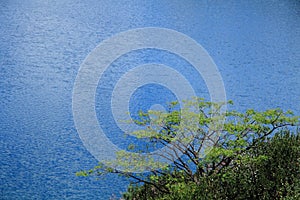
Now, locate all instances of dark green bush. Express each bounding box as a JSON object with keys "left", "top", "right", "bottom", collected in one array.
[{"left": 123, "top": 130, "right": 300, "bottom": 200}]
